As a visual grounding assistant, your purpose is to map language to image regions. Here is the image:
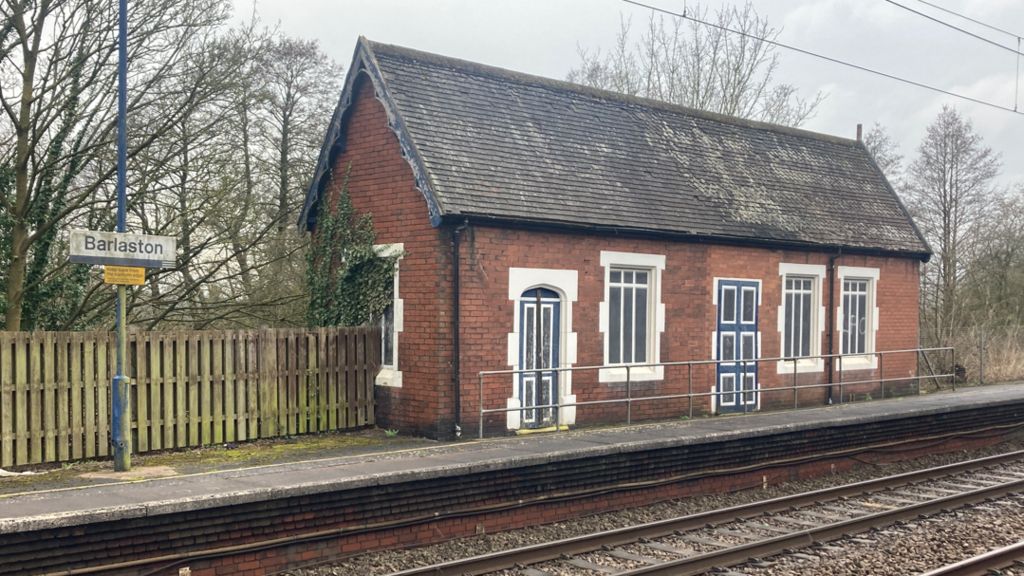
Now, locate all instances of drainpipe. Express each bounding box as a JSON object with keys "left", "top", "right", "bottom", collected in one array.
[
  {"left": 451, "top": 219, "right": 469, "bottom": 438},
  {"left": 826, "top": 249, "right": 842, "bottom": 404}
]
